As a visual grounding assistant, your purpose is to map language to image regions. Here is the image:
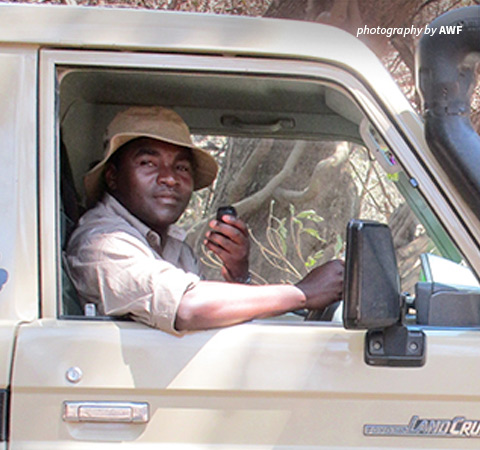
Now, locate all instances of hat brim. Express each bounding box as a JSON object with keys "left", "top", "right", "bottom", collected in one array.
[{"left": 84, "top": 133, "right": 218, "bottom": 207}]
